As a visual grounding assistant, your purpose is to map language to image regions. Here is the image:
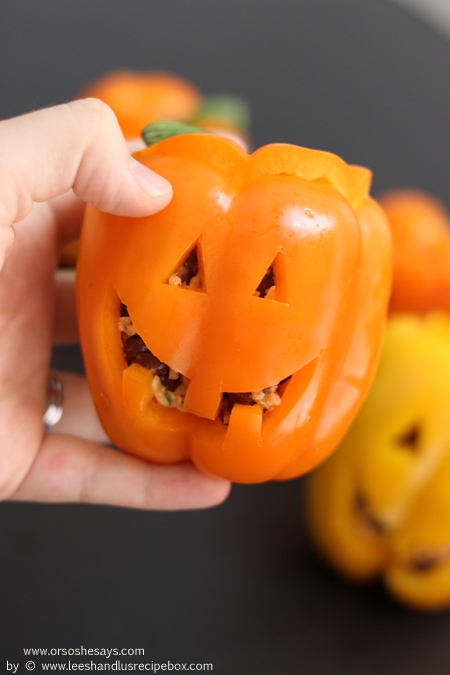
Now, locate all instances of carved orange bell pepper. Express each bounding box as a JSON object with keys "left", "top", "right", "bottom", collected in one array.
[
  {"left": 377, "top": 188, "right": 450, "bottom": 316},
  {"left": 76, "top": 129, "right": 392, "bottom": 483}
]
